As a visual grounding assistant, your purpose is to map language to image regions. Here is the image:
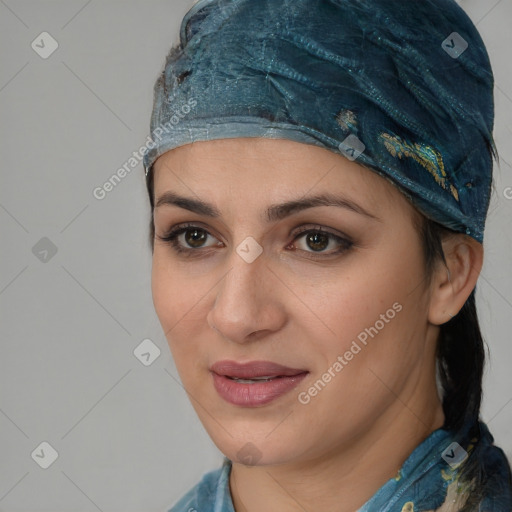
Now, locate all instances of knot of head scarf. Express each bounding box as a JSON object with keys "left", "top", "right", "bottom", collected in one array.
[{"left": 143, "top": 0, "right": 496, "bottom": 243}]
